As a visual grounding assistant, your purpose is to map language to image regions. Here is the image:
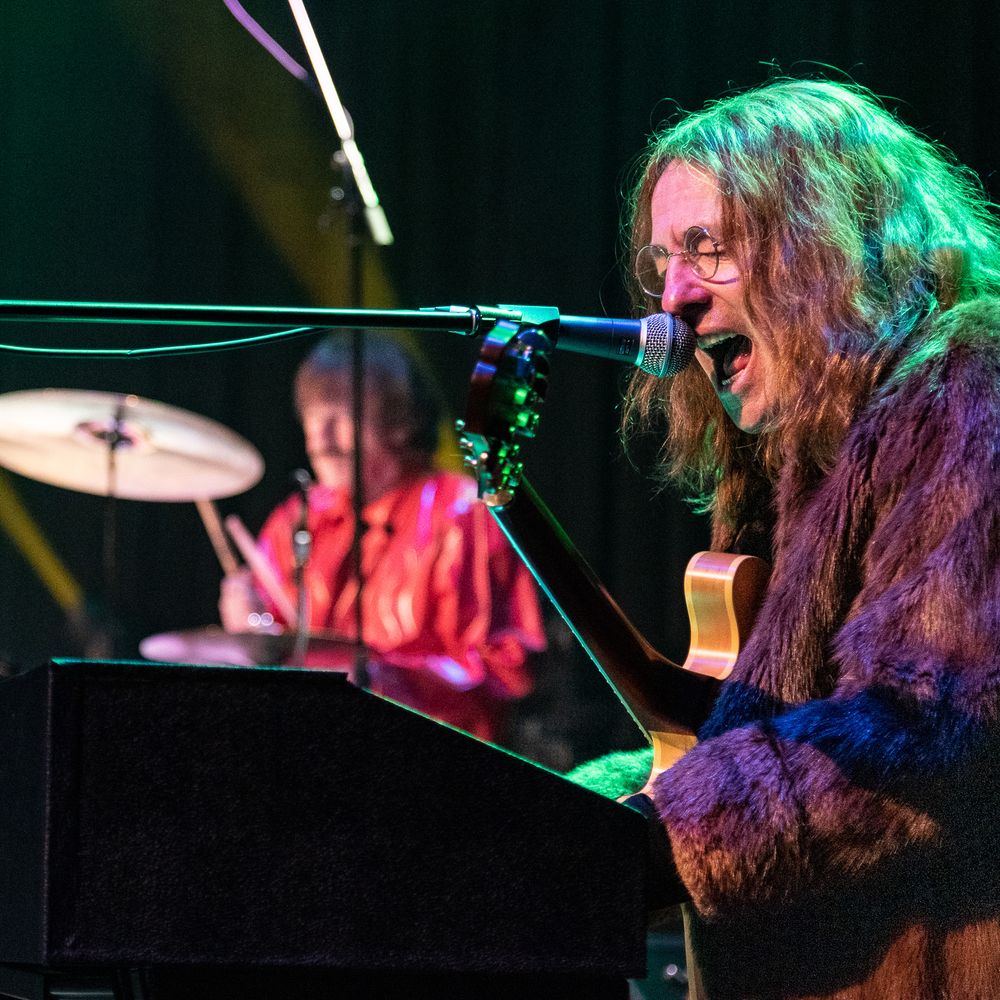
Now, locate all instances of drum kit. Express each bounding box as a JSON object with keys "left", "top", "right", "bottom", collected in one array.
[{"left": 0, "top": 387, "right": 354, "bottom": 670}]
